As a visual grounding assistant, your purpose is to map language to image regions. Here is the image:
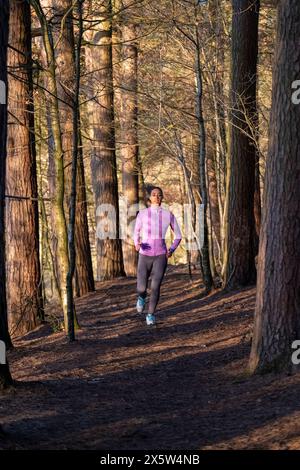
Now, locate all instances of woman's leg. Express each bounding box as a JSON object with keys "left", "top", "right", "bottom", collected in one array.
[
  {"left": 148, "top": 254, "right": 168, "bottom": 314},
  {"left": 137, "top": 254, "right": 152, "bottom": 299}
]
